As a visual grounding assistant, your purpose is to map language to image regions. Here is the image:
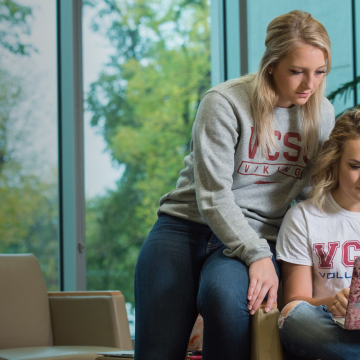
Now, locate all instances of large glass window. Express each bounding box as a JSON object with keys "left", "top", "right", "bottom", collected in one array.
[
  {"left": 0, "top": 0, "right": 58, "bottom": 289},
  {"left": 83, "top": 0, "right": 211, "bottom": 336}
]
